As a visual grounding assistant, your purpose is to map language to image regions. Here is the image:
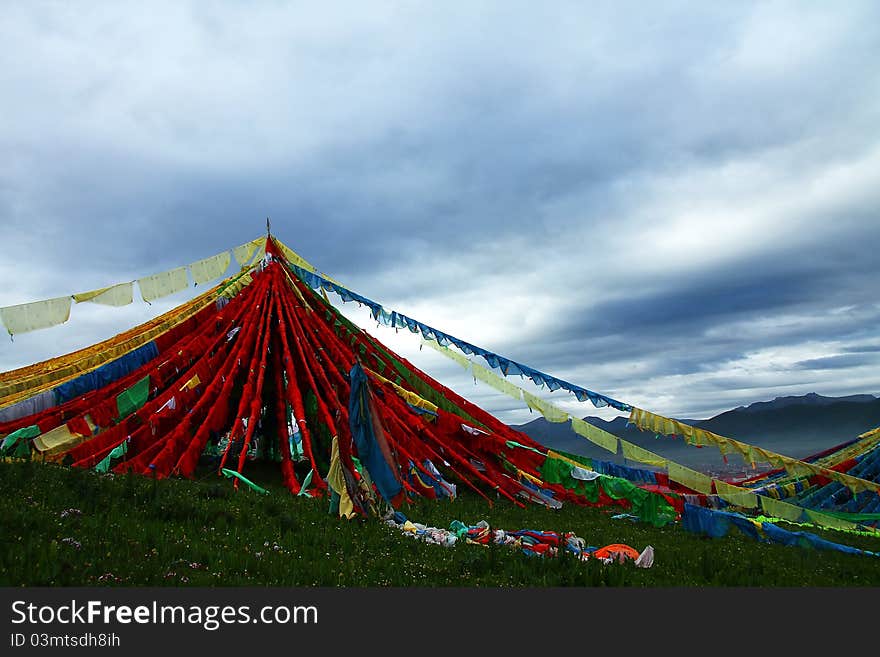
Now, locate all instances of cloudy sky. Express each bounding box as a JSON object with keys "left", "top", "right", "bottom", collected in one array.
[{"left": 1, "top": 1, "right": 879, "bottom": 425}]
